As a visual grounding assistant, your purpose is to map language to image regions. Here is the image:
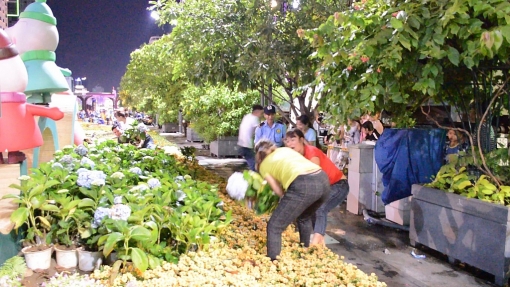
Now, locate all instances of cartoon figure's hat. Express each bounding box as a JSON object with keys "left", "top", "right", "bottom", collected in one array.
[{"left": 19, "top": 0, "right": 57, "bottom": 26}]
